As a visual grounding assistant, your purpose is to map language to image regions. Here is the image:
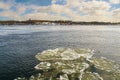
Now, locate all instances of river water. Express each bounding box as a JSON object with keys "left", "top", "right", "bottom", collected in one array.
[{"left": 0, "top": 25, "right": 120, "bottom": 80}]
